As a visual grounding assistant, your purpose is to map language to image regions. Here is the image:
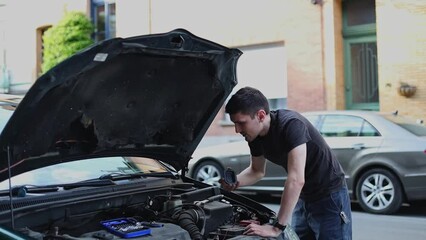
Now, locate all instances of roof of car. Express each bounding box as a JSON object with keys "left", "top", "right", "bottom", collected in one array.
[
  {"left": 302, "top": 110, "right": 391, "bottom": 116},
  {"left": 0, "top": 93, "right": 23, "bottom": 110},
  {"left": 302, "top": 110, "right": 422, "bottom": 138}
]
